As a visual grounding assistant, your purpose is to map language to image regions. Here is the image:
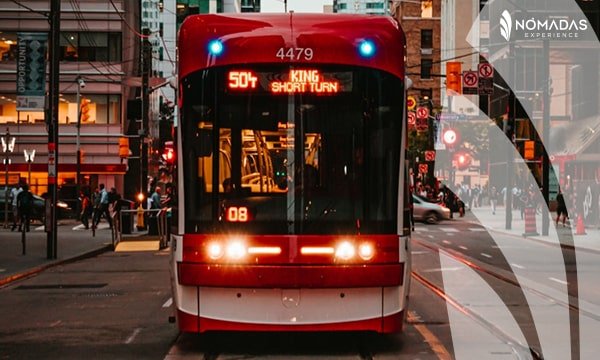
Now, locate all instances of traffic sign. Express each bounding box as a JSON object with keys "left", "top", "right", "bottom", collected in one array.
[
  {"left": 408, "top": 111, "right": 416, "bottom": 128},
  {"left": 418, "top": 163, "right": 428, "bottom": 174},
  {"left": 478, "top": 63, "right": 494, "bottom": 78},
  {"left": 442, "top": 129, "right": 458, "bottom": 145},
  {"left": 407, "top": 96, "right": 417, "bottom": 111},
  {"left": 416, "top": 106, "right": 429, "bottom": 119},
  {"left": 424, "top": 150, "right": 436, "bottom": 162},
  {"left": 416, "top": 116, "right": 428, "bottom": 132},
  {"left": 478, "top": 63, "right": 494, "bottom": 95},
  {"left": 462, "top": 70, "right": 478, "bottom": 95}
]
